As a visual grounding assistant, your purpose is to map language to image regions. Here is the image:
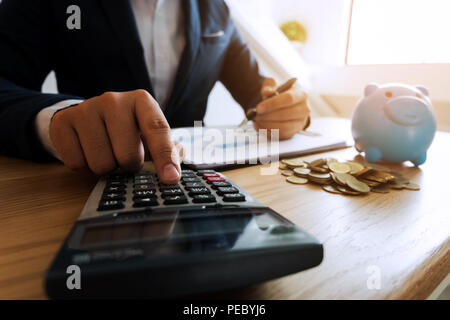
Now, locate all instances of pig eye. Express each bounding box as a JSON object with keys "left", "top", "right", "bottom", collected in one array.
[{"left": 385, "top": 92, "right": 393, "bottom": 98}]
